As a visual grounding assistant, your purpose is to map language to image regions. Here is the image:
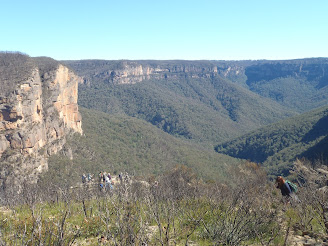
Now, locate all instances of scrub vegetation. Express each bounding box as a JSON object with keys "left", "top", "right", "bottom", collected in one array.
[{"left": 0, "top": 161, "right": 327, "bottom": 245}]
